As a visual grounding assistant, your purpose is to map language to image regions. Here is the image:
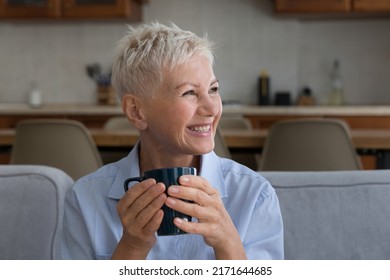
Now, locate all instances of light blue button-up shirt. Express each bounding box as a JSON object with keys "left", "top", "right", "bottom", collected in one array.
[{"left": 59, "top": 143, "right": 284, "bottom": 259}]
